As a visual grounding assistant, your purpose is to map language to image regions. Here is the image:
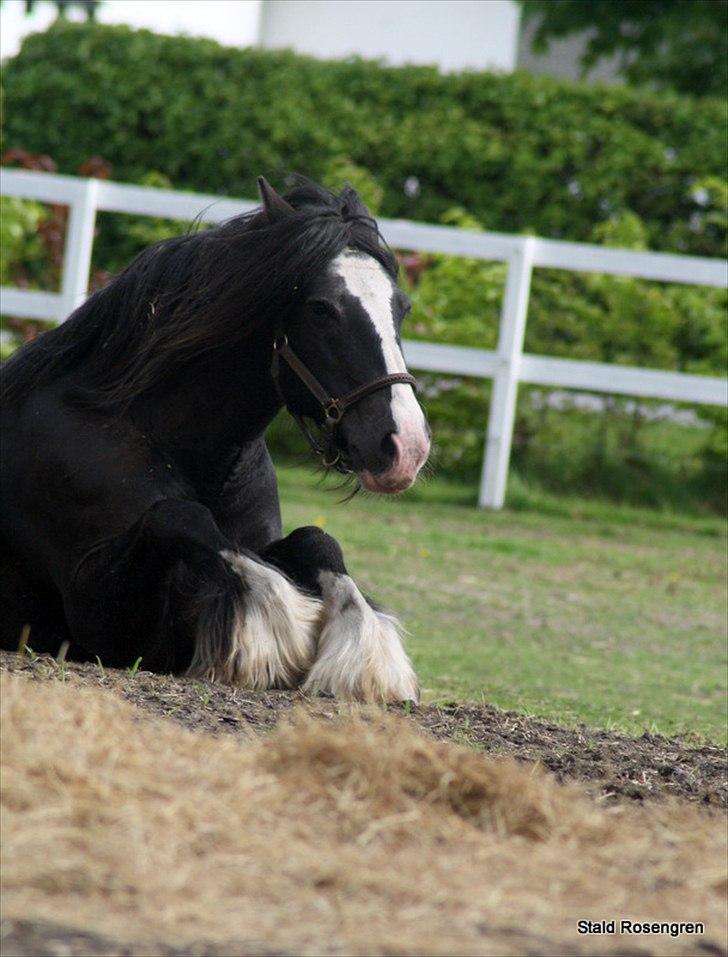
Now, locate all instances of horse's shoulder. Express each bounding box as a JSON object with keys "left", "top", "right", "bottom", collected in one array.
[
  {"left": 4, "top": 383, "right": 144, "bottom": 470},
  {"left": 3, "top": 381, "right": 188, "bottom": 522}
]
